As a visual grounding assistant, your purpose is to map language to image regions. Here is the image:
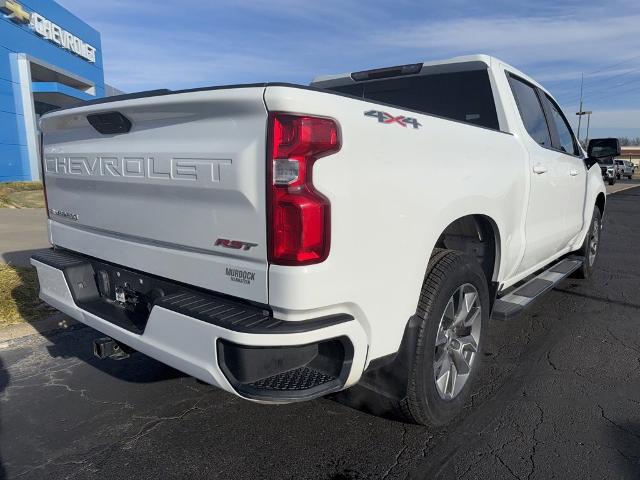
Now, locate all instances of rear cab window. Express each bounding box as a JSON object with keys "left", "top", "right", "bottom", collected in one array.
[
  {"left": 507, "top": 74, "right": 552, "bottom": 148},
  {"left": 324, "top": 68, "right": 500, "bottom": 130}
]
